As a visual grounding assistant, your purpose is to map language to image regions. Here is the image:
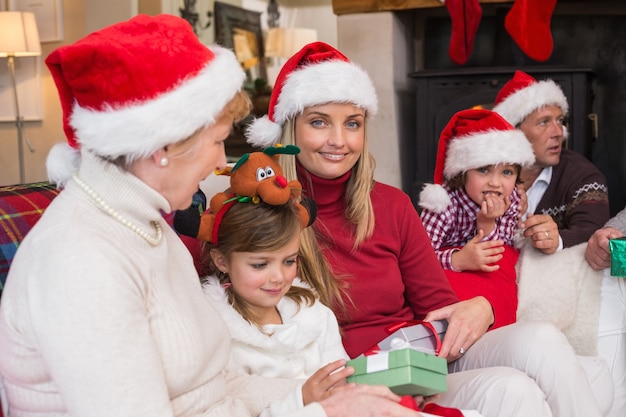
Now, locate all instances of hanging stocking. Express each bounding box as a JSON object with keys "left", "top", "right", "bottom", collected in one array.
[
  {"left": 440, "top": 0, "right": 483, "bottom": 65},
  {"left": 505, "top": 0, "right": 558, "bottom": 62}
]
